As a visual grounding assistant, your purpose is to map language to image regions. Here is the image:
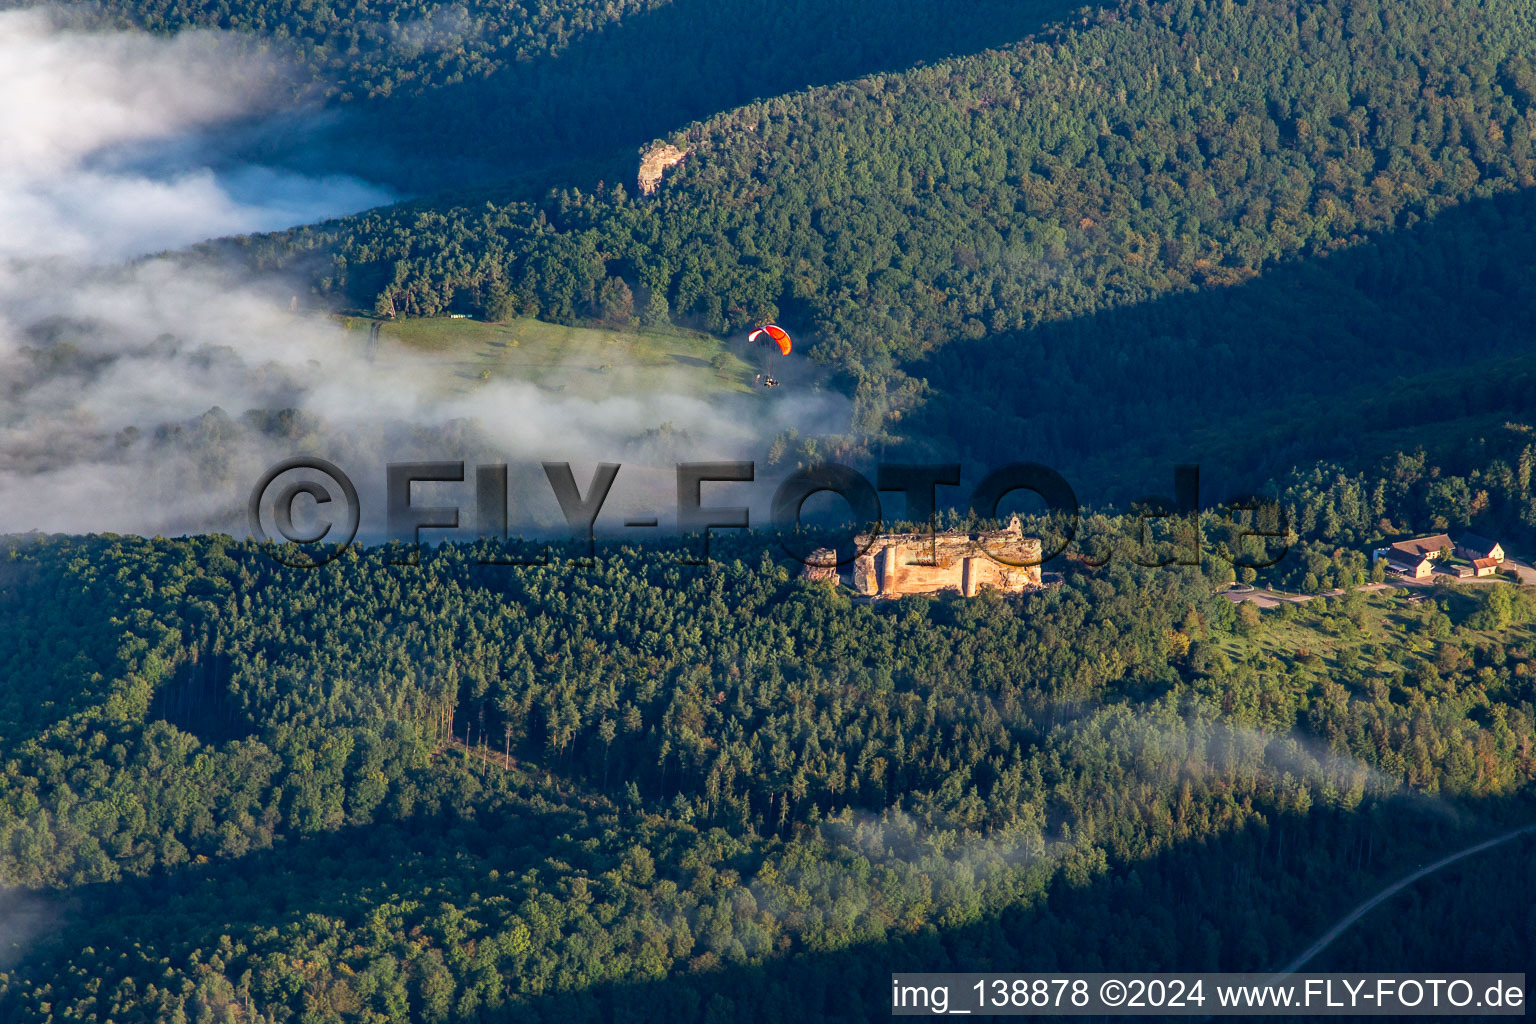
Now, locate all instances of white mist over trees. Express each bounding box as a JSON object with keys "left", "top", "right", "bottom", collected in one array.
[{"left": 0, "top": 8, "right": 847, "bottom": 539}]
